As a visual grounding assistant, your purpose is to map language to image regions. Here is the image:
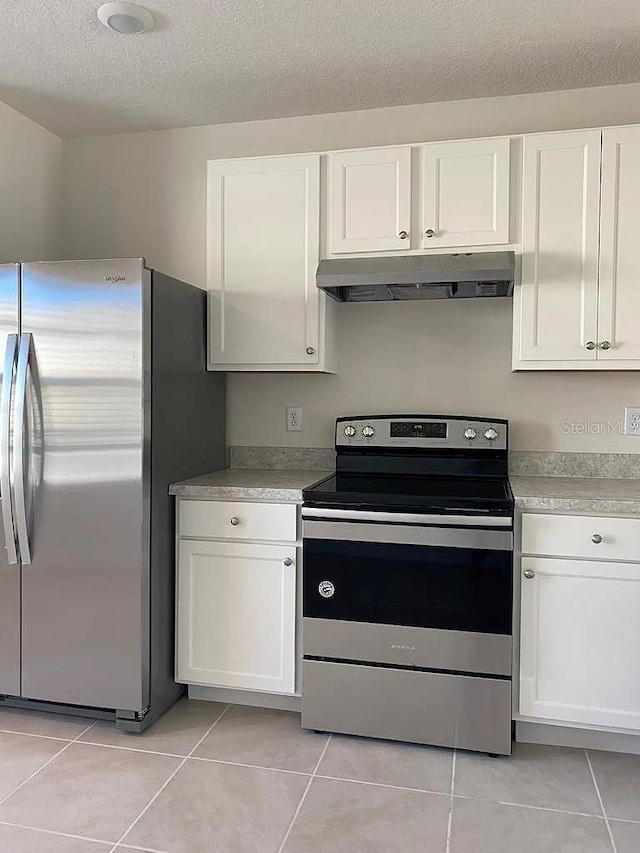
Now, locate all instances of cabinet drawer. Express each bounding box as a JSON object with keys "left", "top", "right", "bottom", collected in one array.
[
  {"left": 178, "top": 500, "right": 297, "bottom": 542},
  {"left": 522, "top": 513, "right": 640, "bottom": 562}
]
